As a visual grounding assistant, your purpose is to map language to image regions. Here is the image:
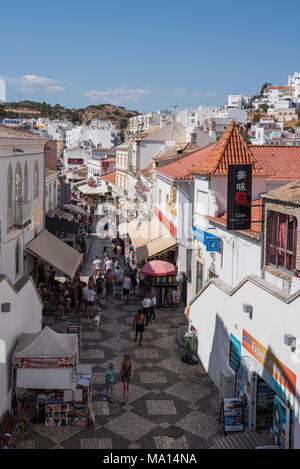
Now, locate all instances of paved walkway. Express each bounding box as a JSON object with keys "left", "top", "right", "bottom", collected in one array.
[{"left": 15, "top": 215, "right": 223, "bottom": 450}]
